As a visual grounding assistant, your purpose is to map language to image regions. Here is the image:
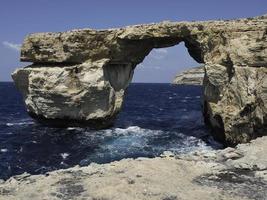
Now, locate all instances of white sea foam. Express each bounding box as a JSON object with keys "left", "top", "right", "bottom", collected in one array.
[
  {"left": 4, "top": 132, "right": 13, "bottom": 135},
  {"left": 80, "top": 124, "right": 221, "bottom": 166},
  {"left": 67, "top": 127, "right": 84, "bottom": 131},
  {"left": 18, "top": 147, "right": 23, "bottom": 152},
  {"left": 6, "top": 123, "right": 14, "bottom": 126},
  {"left": 0, "top": 149, "right": 8, "bottom": 153},
  {"left": 60, "top": 153, "right": 70, "bottom": 159},
  {"left": 6, "top": 121, "right": 34, "bottom": 126},
  {"left": 111, "top": 126, "right": 163, "bottom": 137},
  {"left": 169, "top": 135, "right": 214, "bottom": 153}
]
